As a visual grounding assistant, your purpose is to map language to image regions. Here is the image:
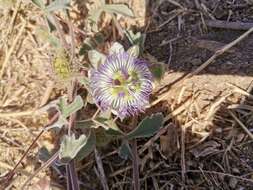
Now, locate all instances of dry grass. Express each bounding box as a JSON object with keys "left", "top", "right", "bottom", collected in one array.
[
  {"left": 0, "top": 2, "right": 55, "bottom": 189},
  {"left": 1, "top": 0, "right": 253, "bottom": 189}
]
